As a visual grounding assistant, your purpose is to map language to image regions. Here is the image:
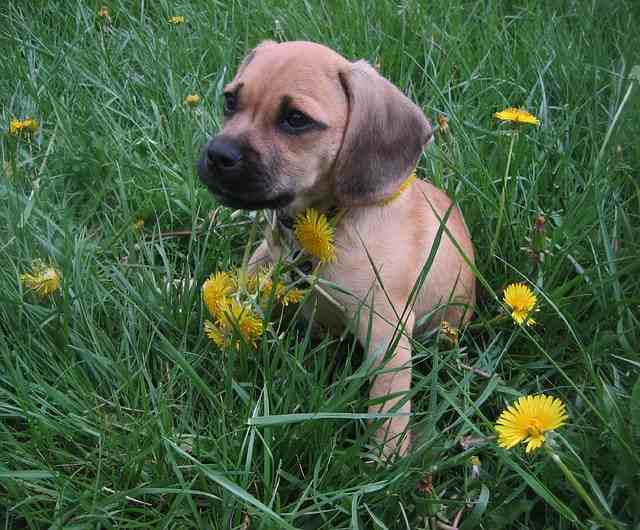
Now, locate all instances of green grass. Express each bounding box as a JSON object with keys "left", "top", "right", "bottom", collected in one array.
[{"left": 2, "top": 0, "right": 640, "bottom": 528}]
